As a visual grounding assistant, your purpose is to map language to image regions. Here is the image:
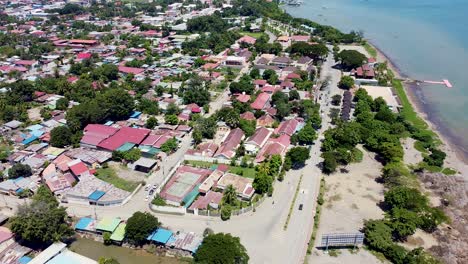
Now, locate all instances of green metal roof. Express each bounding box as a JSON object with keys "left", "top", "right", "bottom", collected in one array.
[
  {"left": 96, "top": 217, "right": 121, "bottom": 233},
  {"left": 117, "top": 142, "right": 135, "bottom": 152},
  {"left": 110, "top": 223, "right": 126, "bottom": 242}
]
